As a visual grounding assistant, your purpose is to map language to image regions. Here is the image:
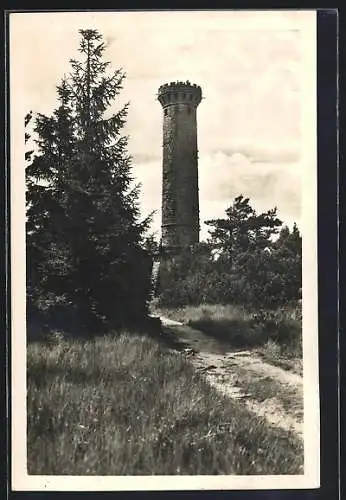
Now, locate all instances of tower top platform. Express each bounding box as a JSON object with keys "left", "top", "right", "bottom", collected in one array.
[{"left": 158, "top": 81, "right": 202, "bottom": 107}]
